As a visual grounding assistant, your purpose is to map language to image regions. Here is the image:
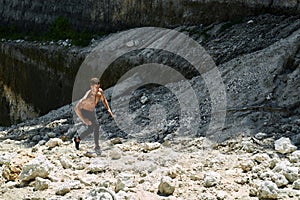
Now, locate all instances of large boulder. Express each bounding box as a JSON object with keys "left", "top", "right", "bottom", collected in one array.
[
  {"left": 18, "top": 155, "right": 53, "bottom": 181},
  {"left": 274, "top": 137, "right": 297, "bottom": 154},
  {"left": 257, "top": 181, "right": 279, "bottom": 199}
]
